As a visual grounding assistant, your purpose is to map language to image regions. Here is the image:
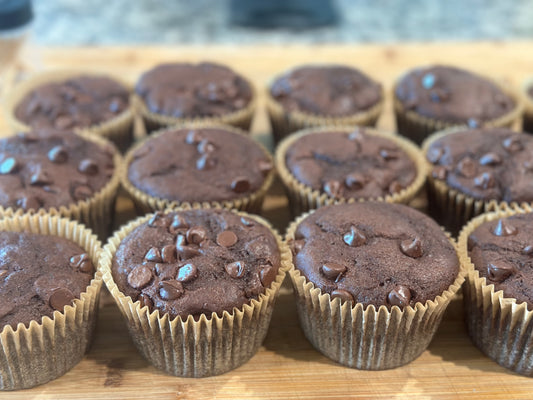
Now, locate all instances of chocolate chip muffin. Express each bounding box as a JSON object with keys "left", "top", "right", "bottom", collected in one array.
[
  {"left": 267, "top": 65, "right": 384, "bottom": 142},
  {"left": 123, "top": 125, "right": 274, "bottom": 213},
  {"left": 275, "top": 126, "right": 426, "bottom": 215},
  {"left": 135, "top": 62, "right": 256, "bottom": 131},
  {"left": 286, "top": 202, "right": 463, "bottom": 370},
  {"left": 394, "top": 65, "right": 521, "bottom": 144},
  {"left": 424, "top": 127, "right": 533, "bottom": 233}
]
